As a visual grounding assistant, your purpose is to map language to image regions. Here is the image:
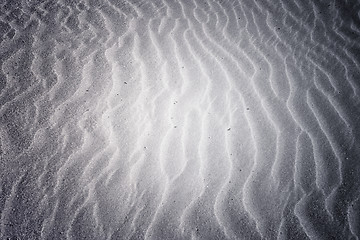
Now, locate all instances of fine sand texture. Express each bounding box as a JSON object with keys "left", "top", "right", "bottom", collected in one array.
[{"left": 1, "top": 0, "right": 360, "bottom": 239}]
